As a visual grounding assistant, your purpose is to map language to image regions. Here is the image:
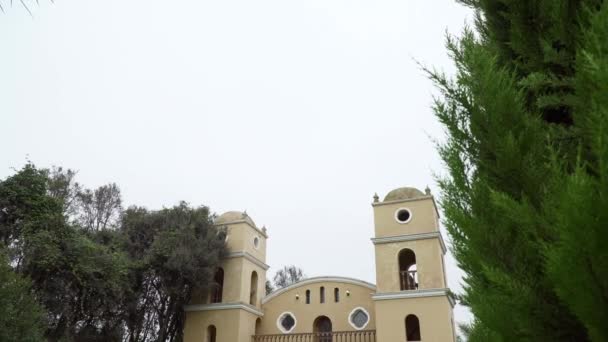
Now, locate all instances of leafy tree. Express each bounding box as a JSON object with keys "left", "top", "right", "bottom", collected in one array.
[
  {"left": 0, "top": 164, "right": 227, "bottom": 342},
  {"left": 429, "top": 0, "right": 608, "bottom": 340},
  {"left": 265, "top": 280, "right": 275, "bottom": 295},
  {"left": 272, "top": 265, "right": 305, "bottom": 289},
  {"left": 120, "top": 203, "right": 227, "bottom": 342},
  {"left": 0, "top": 249, "right": 45, "bottom": 342}
]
